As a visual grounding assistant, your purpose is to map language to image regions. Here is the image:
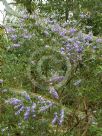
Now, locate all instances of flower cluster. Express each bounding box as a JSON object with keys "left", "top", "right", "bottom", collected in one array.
[
  {"left": 5, "top": 93, "right": 35, "bottom": 120},
  {"left": 37, "top": 96, "right": 54, "bottom": 112},
  {"left": 52, "top": 109, "right": 64, "bottom": 125},
  {"left": 5, "top": 10, "right": 102, "bottom": 65},
  {"left": 5, "top": 91, "right": 54, "bottom": 122},
  {"left": 49, "top": 86, "right": 59, "bottom": 99}
]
